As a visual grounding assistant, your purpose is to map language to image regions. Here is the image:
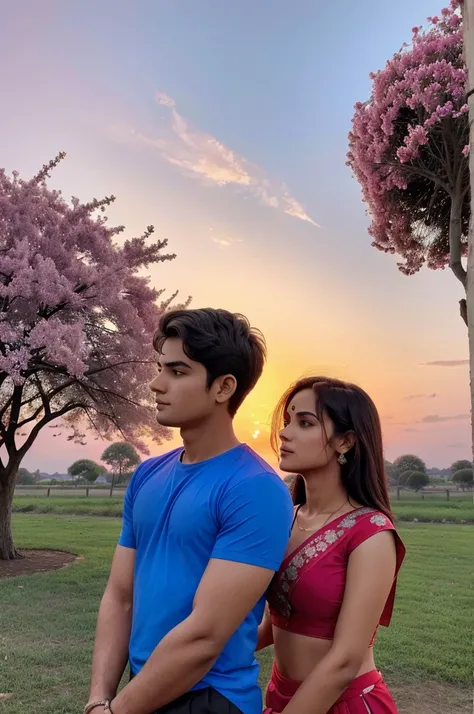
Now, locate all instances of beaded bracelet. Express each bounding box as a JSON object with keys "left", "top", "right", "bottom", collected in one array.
[{"left": 83, "top": 699, "right": 113, "bottom": 714}]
